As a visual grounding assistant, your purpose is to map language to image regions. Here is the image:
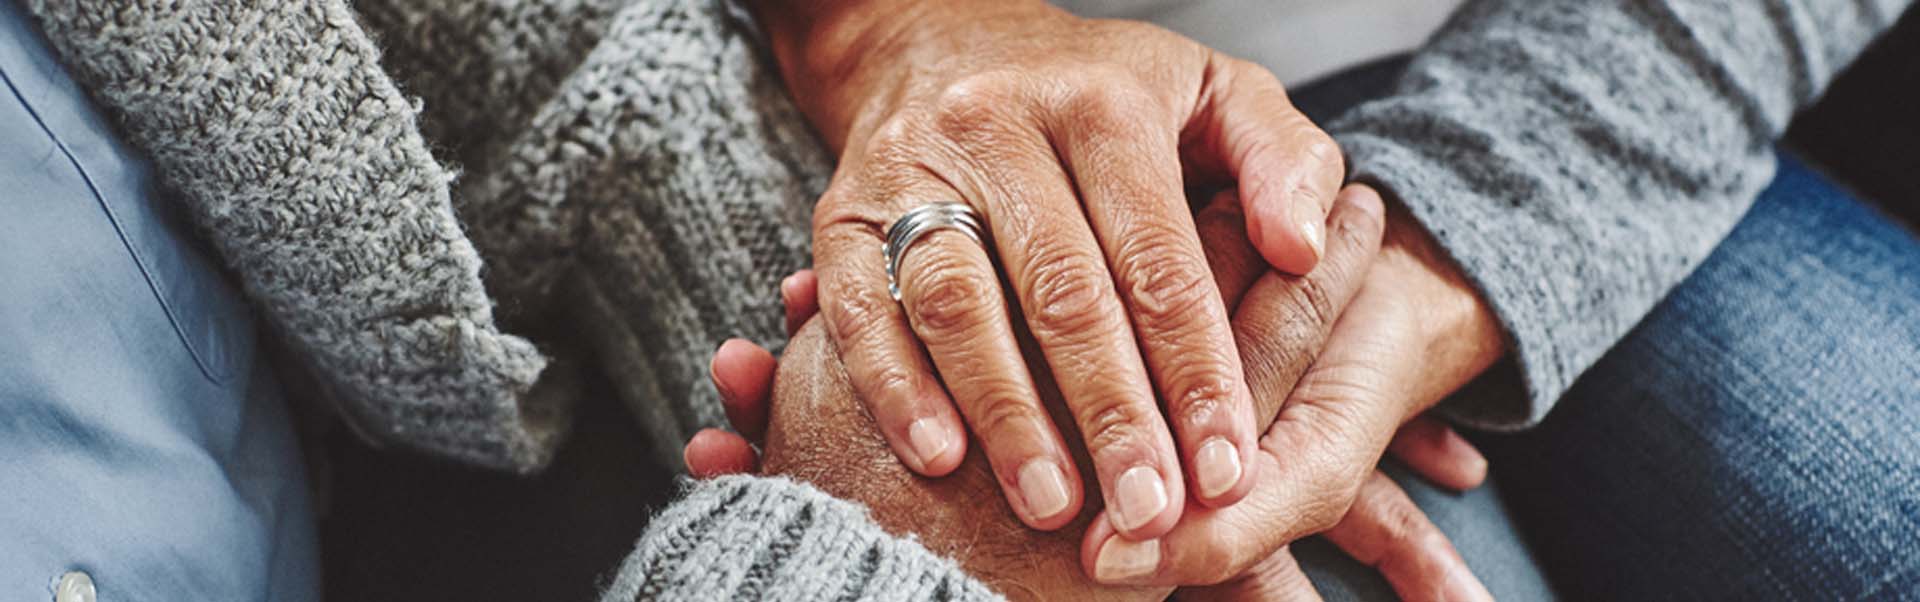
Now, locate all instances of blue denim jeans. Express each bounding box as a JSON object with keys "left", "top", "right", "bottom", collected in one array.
[
  {"left": 1478, "top": 153, "right": 1920, "bottom": 600},
  {"left": 1293, "top": 58, "right": 1920, "bottom": 600}
]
